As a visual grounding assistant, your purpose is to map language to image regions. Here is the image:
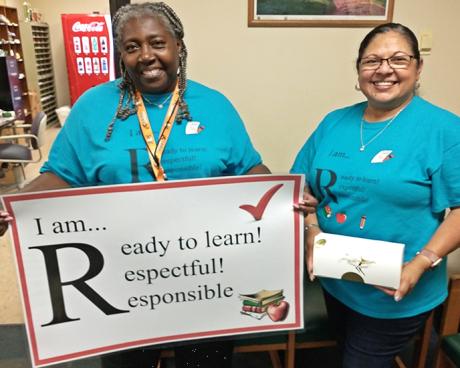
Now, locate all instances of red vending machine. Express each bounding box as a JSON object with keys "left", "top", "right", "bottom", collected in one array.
[{"left": 61, "top": 14, "right": 115, "bottom": 105}]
